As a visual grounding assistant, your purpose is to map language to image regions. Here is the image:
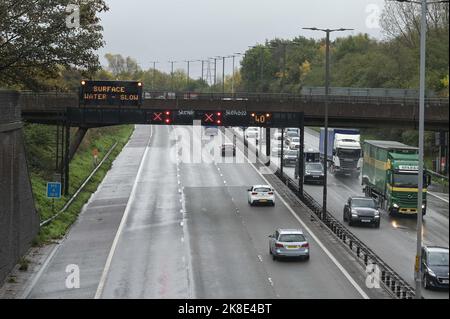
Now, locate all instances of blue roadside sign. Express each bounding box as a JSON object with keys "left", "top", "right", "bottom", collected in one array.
[{"left": 47, "top": 182, "right": 62, "bottom": 199}]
